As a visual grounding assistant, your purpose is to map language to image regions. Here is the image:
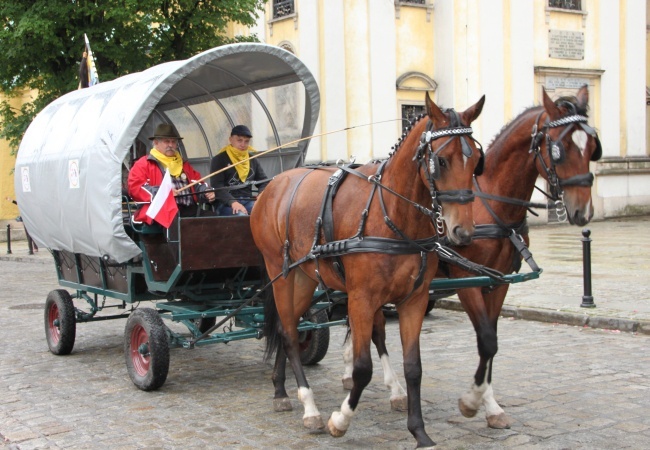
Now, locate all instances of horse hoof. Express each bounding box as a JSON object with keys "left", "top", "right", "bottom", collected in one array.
[
  {"left": 458, "top": 398, "right": 478, "bottom": 418},
  {"left": 303, "top": 415, "right": 325, "bottom": 431},
  {"left": 342, "top": 377, "right": 354, "bottom": 390},
  {"left": 390, "top": 396, "right": 408, "bottom": 412},
  {"left": 273, "top": 397, "right": 293, "bottom": 412},
  {"left": 487, "top": 412, "right": 511, "bottom": 429},
  {"left": 327, "top": 417, "right": 347, "bottom": 438}
]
